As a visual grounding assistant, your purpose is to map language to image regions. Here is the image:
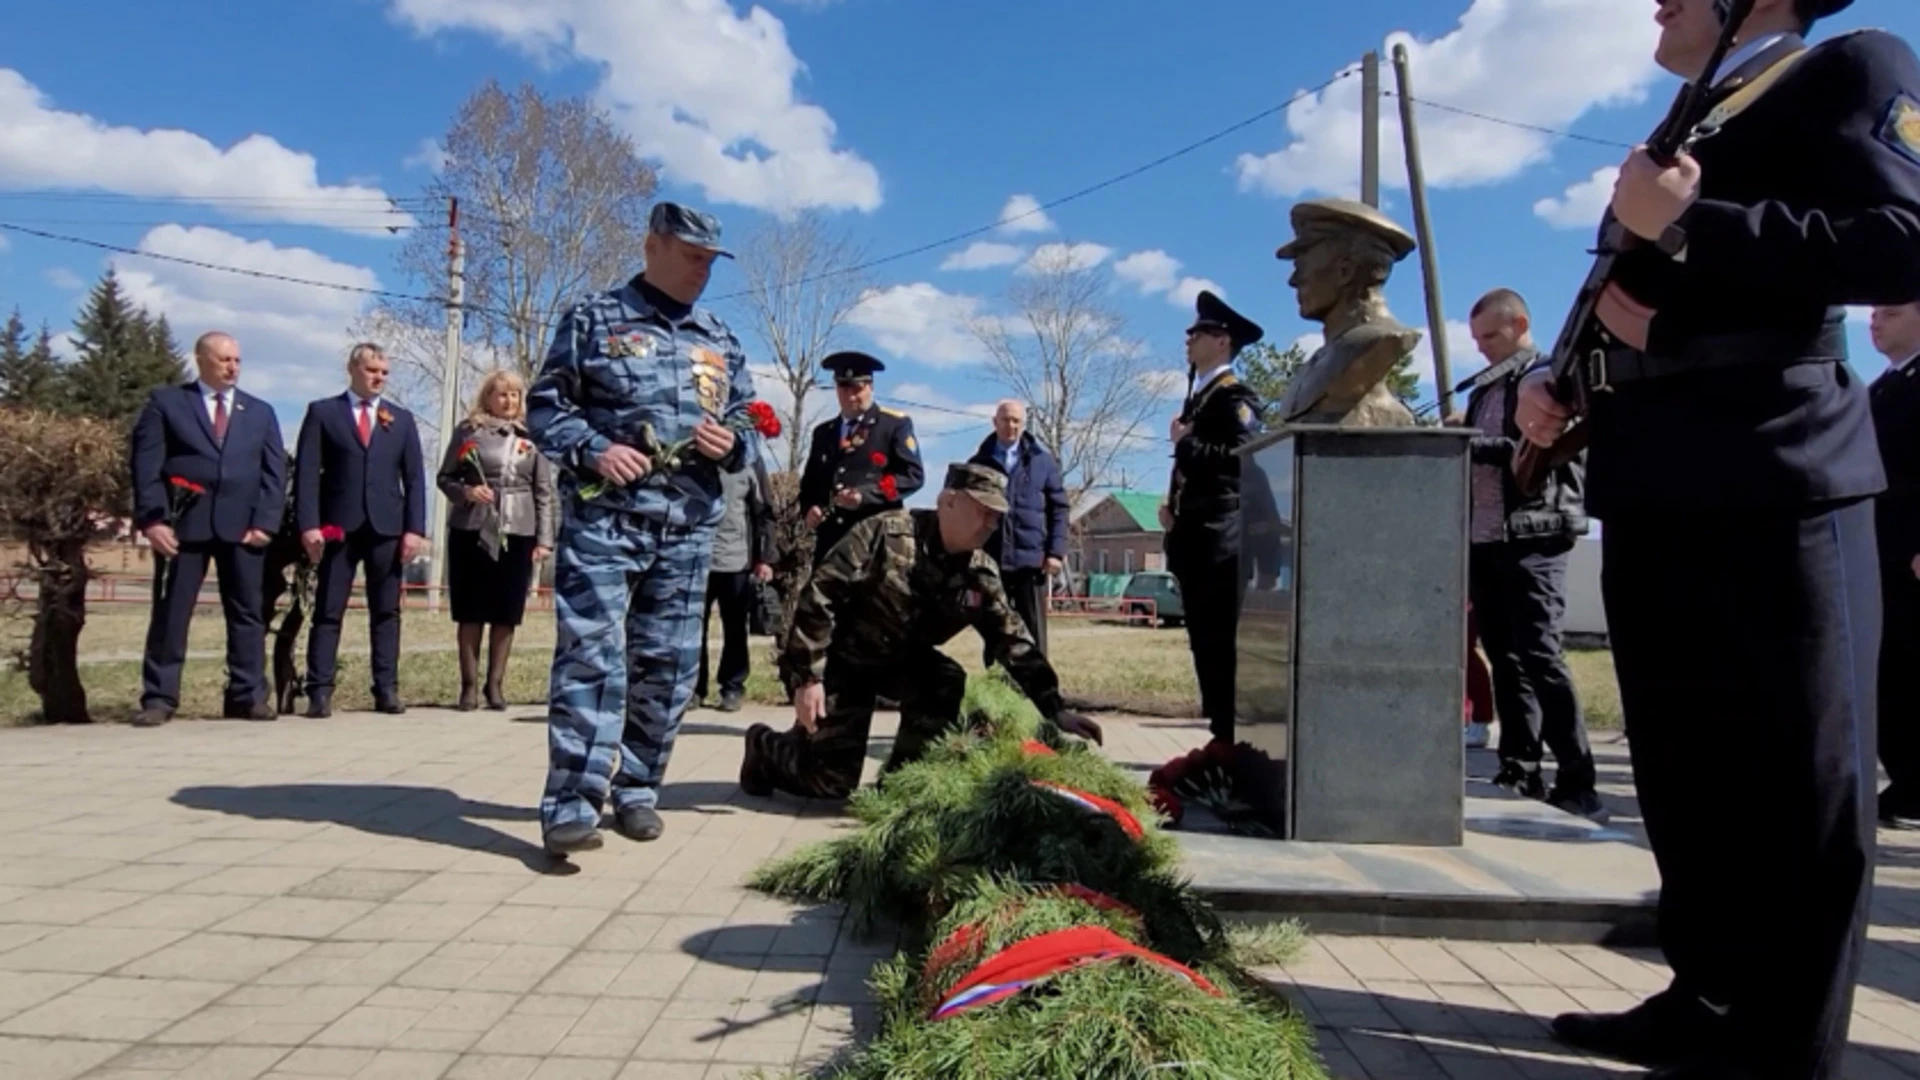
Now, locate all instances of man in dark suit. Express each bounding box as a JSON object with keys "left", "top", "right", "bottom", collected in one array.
[
  {"left": 129, "top": 330, "right": 286, "bottom": 726},
  {"left": 1869, "top": 300, "right": 1920, "bottom": 827},
  {"left": 1517, "top": 2, "right": 1920, "bottom": 1076},
  {"left": 798, "top": 351, "right": 924, "bottom": 561},
  {"left": 295, "top": 342, "right": 428, "bottom": 717}
]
